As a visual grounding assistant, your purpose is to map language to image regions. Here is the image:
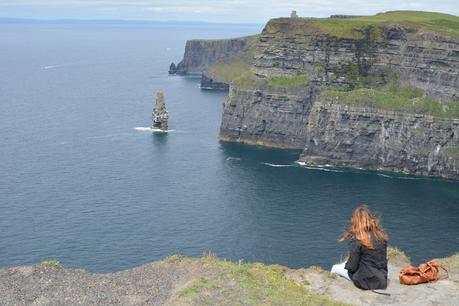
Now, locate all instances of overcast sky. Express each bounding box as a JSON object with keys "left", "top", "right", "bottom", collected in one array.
[{"left": 1, "top": 0, "right": 458, "bottom": 23}]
